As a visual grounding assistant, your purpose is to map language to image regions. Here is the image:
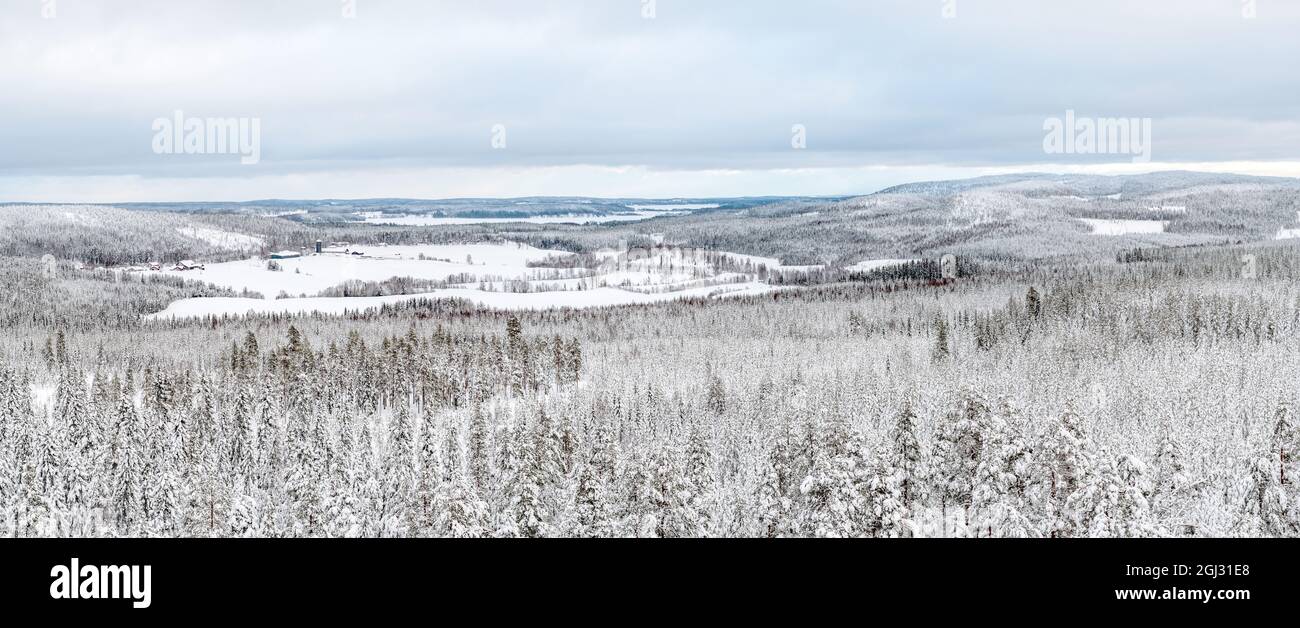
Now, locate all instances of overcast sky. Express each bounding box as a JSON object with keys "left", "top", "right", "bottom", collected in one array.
[{"left": 2, "top": 0, "right": 1299, "bottom": 201}]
